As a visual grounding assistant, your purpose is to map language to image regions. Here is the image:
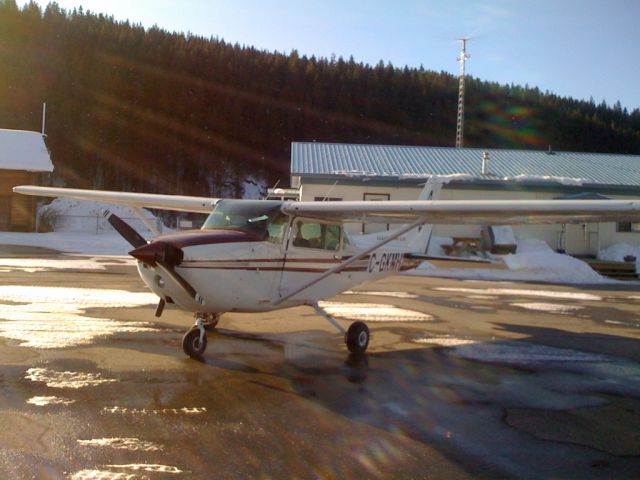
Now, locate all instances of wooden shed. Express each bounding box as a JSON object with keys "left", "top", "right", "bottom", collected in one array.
[{"left": 0, "top": 129, "right": 54, "bottom": 231}]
